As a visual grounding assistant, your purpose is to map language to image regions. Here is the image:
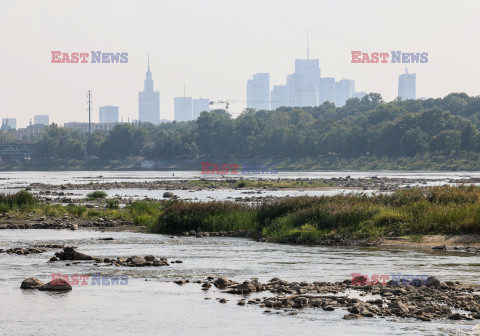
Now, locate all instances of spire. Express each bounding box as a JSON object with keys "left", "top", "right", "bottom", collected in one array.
[
  {"left": 307, "top": 29, "right": 310, "bottom": 60},
  {"left": 148, "top": 52, "right": 150, "bottom": 71},
  {"left": 183, "top": 82, "right": 186, "bottom": 97},
  {"left": 405, "top": 67, "right": 408, "bottom": 74}
]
